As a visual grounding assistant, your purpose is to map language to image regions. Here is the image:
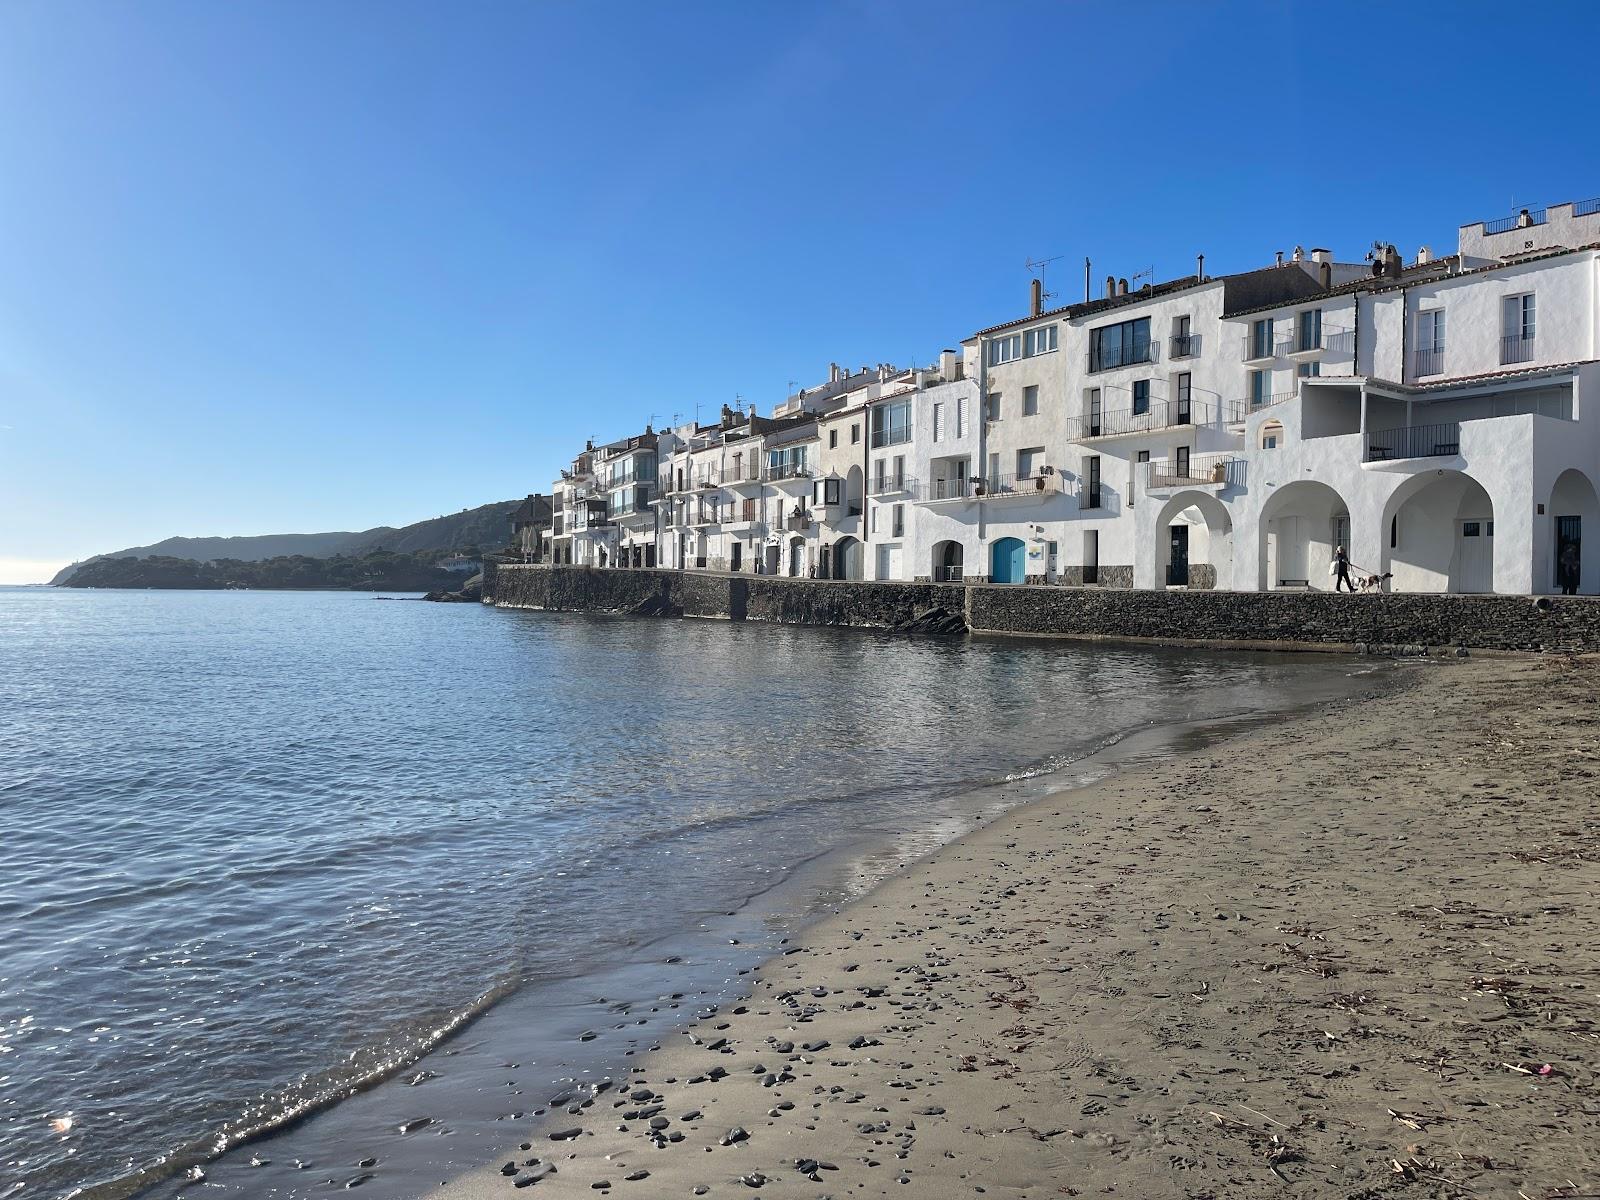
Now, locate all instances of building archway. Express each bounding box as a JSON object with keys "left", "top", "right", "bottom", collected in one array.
[
  {"left": 787, "top": 535, "right": 807, "bottom": 578},
  {"left": 1258, "top": 480, "right": 1351, "bottom": 590},
  {"left": 832, "top": 536, "right": 862, "bottom": 581},
  {"left": 1549, "top": 468, "right": 1600, "bottom": 594},
  {"left": 1380, "top": 470, "right": 1495, "bottom": 593},
  {"left": 1154, "top": 490, "right": 1233, "bottom": 589},
  {"left": 990, "top": 537, "right": 1026, "bottom": 584},
  {"left": 932, "top": 540, "right": 964, "bottom": 583}
]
